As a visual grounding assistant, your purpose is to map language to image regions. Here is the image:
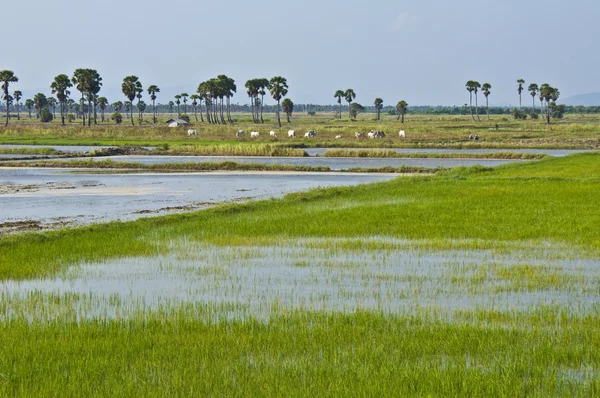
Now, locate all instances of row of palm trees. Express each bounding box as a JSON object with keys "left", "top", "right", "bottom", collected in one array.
[{"left": 466, "top": 79, "right": 560, "bottom": 124}]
